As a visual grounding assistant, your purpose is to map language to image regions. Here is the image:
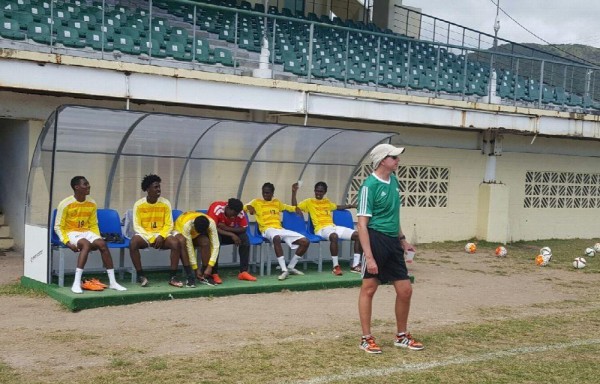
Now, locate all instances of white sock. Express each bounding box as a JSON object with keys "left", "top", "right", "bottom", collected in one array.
[
  {"left": 331, "top": 256, "right": 339, "bottom": 267},
  {"left": 353, "top": 253, "right": 361, "bottom": 267},
  {"left": 107, "top": 269, "right": 117, "bottom": 285},
  {"left": 73, "top": 268, "right": 83, "bottom": 287},
  {"left": 287, "top": 255, "right": 301, "bottom": 269},
  {"left": 277, "top": 256, "right": 288, "bottom": 272}
]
